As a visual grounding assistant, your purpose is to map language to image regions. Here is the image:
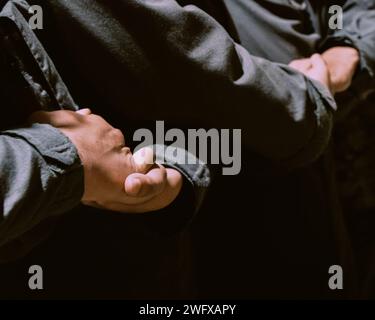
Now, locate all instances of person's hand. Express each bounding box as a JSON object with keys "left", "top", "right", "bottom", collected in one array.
[
  {"left": 289, "top": 54, "right": 332, "bottom": 93},
  {"left": 29, "top": 109, "right": 182, "bottom": 213},
  {"left": 321, "top": 46, "right": 360, "bottom": 94},
  {"left": 289, "top": 48, "right": 360, "bottom": 95}
]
